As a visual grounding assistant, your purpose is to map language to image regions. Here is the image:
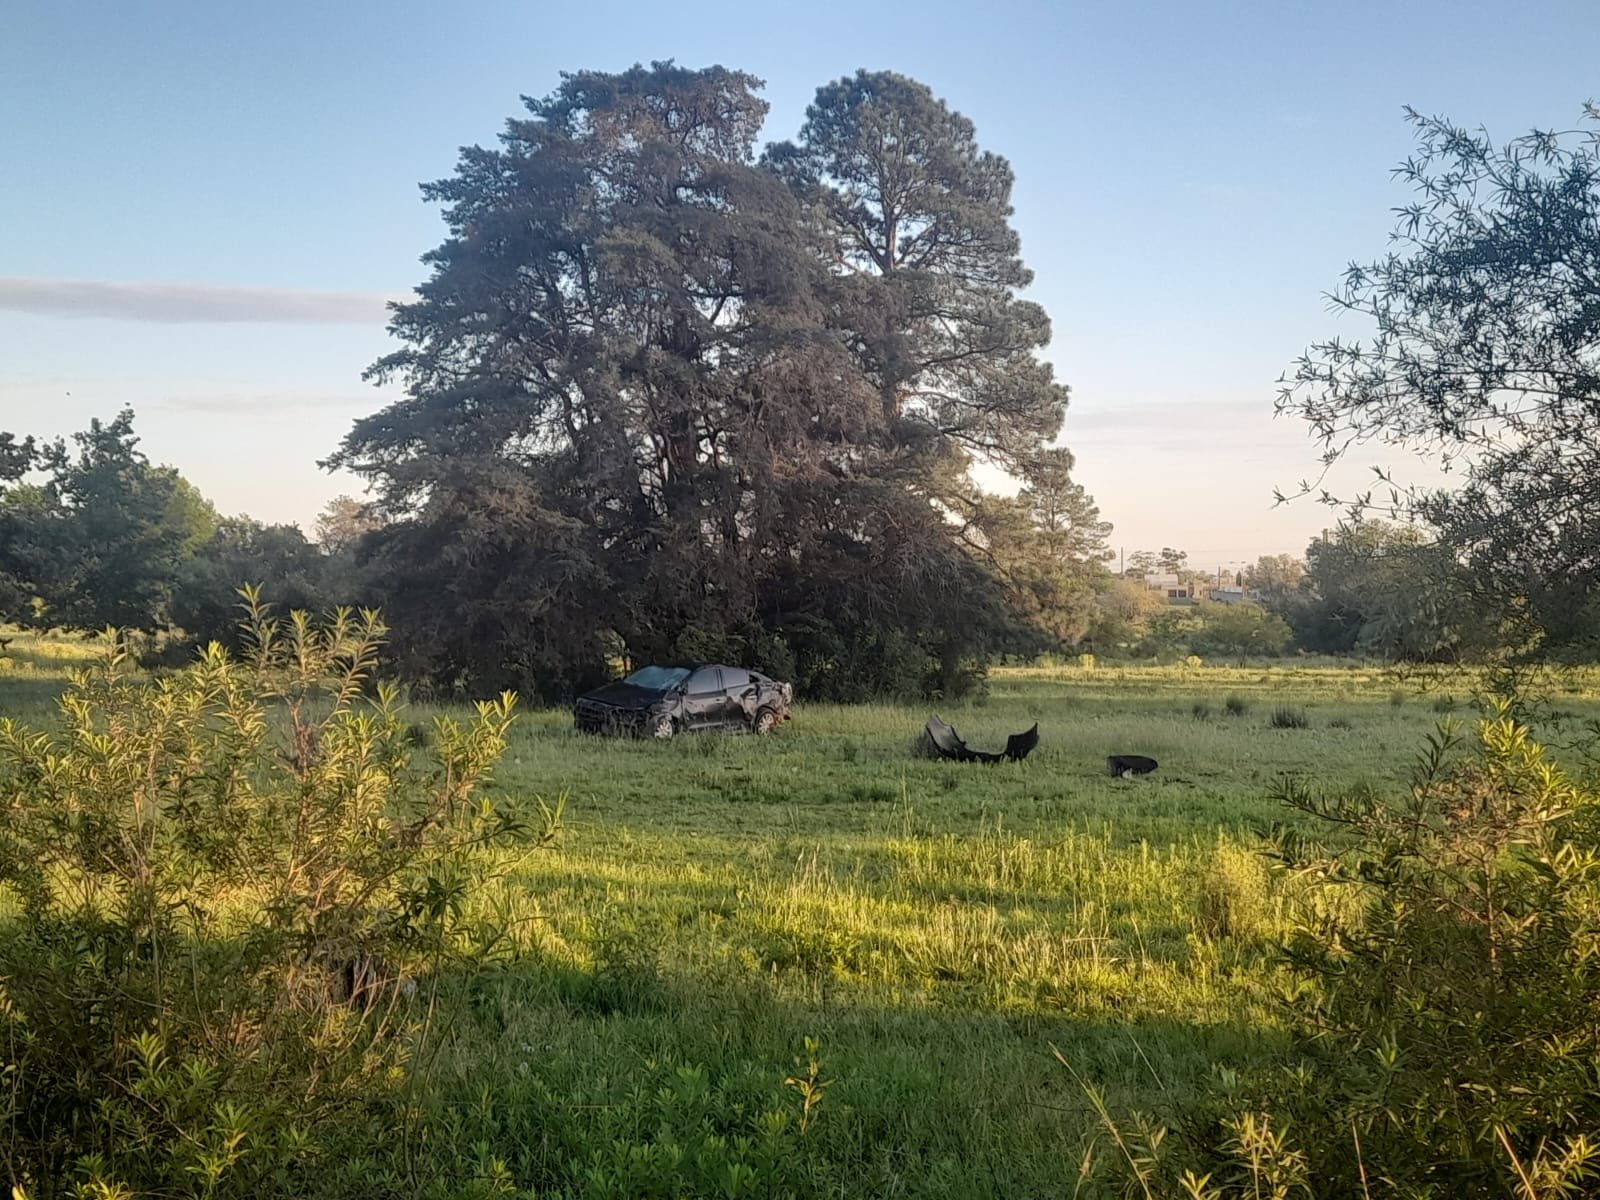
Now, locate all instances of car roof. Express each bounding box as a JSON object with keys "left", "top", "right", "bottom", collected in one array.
[{"left": 637, "top": 663, "right": 768, "bottom": 675}]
